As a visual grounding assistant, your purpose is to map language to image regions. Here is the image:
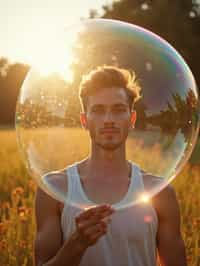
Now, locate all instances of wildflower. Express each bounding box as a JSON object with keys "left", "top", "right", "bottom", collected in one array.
[
  {"left": 20, "top": 216, "right": 28, "bottom": 223},
  {"left": 12, "top": 187, "right": 24, "bottom": 197},
  {"left": 0, "top": 239, "right": 7, "bottom": 250},
  {"left": 193, "top": 218, "right": 200, "bottom": 227},
  {"left": 0, "top": 223, "right": 6, "bottom": 234},
  {"left": 12, "top": 187, "right": 25, "bottom": 205},
  {"left": 1, "top": 201, "right": 10, "bottom": 210},
  {"left": 19, "top": 240, "right": 27, "bottom": 248},
  {"left": 18, "top": 206, "right": 26, "bottom": 216},
  {"left": 28, "top": 180, "right": 36, "bottom": 192}
]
